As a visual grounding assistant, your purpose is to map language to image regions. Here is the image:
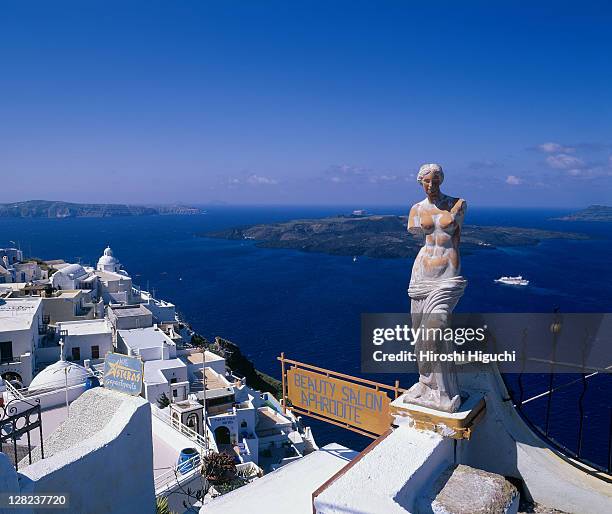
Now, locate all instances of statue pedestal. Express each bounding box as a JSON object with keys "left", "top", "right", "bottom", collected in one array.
[{"left": 390, "top": 392, "right": 485, "bottom": 440}]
